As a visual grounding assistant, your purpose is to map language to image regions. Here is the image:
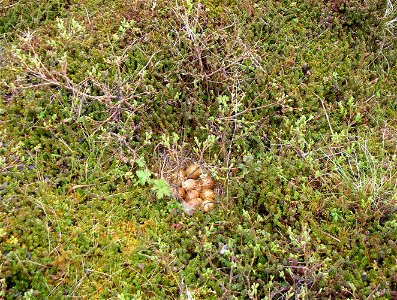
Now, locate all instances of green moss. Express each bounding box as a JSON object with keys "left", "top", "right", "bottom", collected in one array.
[{"left": 1, "top": 0, "right": 397, "bottom": 298}]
